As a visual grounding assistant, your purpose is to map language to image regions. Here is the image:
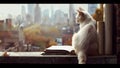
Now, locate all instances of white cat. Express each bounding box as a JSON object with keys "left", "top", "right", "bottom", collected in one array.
[{"left": 72, "top": 7, "right": 99, "bottom": 64}]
